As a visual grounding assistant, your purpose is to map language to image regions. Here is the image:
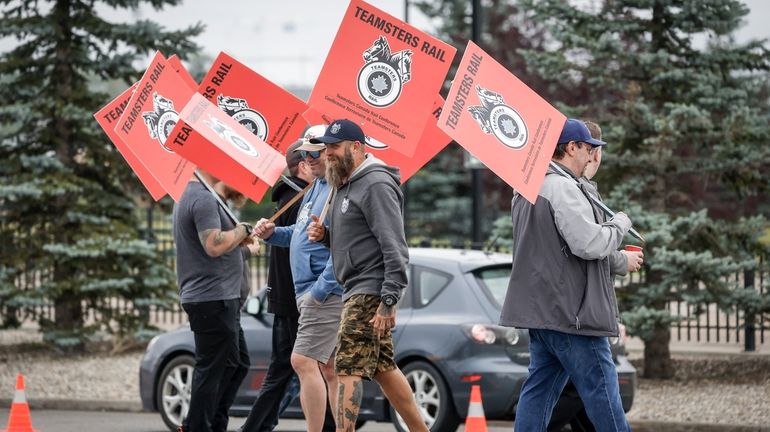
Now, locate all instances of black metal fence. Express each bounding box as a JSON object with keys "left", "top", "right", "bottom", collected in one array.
[{"left": 5, "top": 206, "right": 769, "bottom": 350}]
